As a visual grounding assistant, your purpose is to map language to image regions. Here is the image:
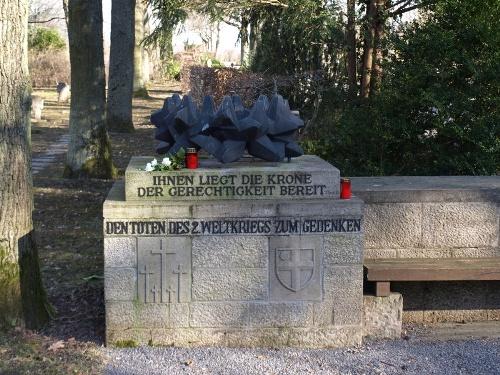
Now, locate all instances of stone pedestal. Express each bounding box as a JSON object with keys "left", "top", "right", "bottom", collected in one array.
[
  {"left": 103, "top": 155, "right": 364, "bottom": 348},
  {"left": 363, "top": 293, "right": 403, "bottom": 339}
]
